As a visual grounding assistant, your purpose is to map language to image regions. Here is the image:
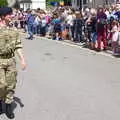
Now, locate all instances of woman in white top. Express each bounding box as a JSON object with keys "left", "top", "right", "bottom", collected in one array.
[{"left": 111, "top": 20, "right": 120, "bottom": 55}]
